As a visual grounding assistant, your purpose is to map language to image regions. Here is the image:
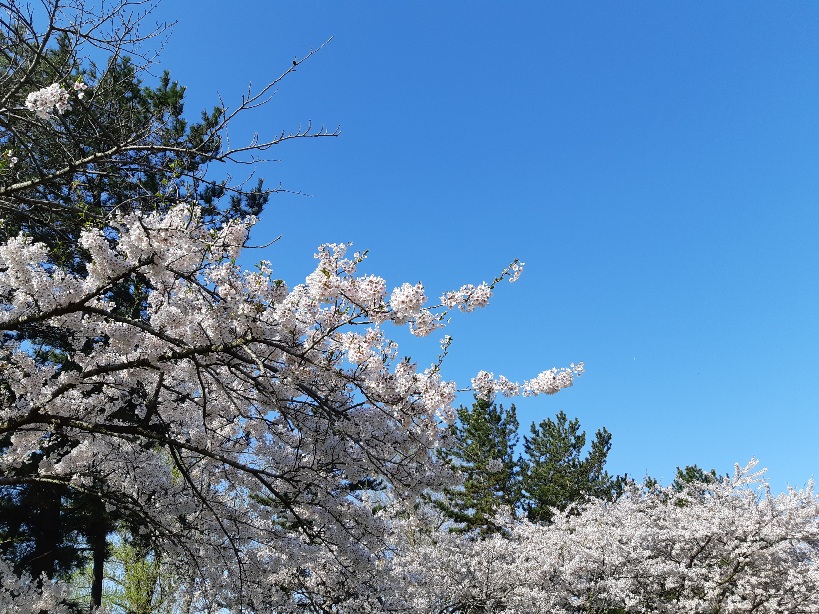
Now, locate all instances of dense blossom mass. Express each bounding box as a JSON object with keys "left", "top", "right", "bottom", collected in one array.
[
  {"left": 0, "top": 203, "right": 578, "bottom": 608},
  {"left": 382, "top": 461, "right": 819, "bottom": 613},
  {"left": 0, "top": 557, "right": 68, "bottom": 613}
]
